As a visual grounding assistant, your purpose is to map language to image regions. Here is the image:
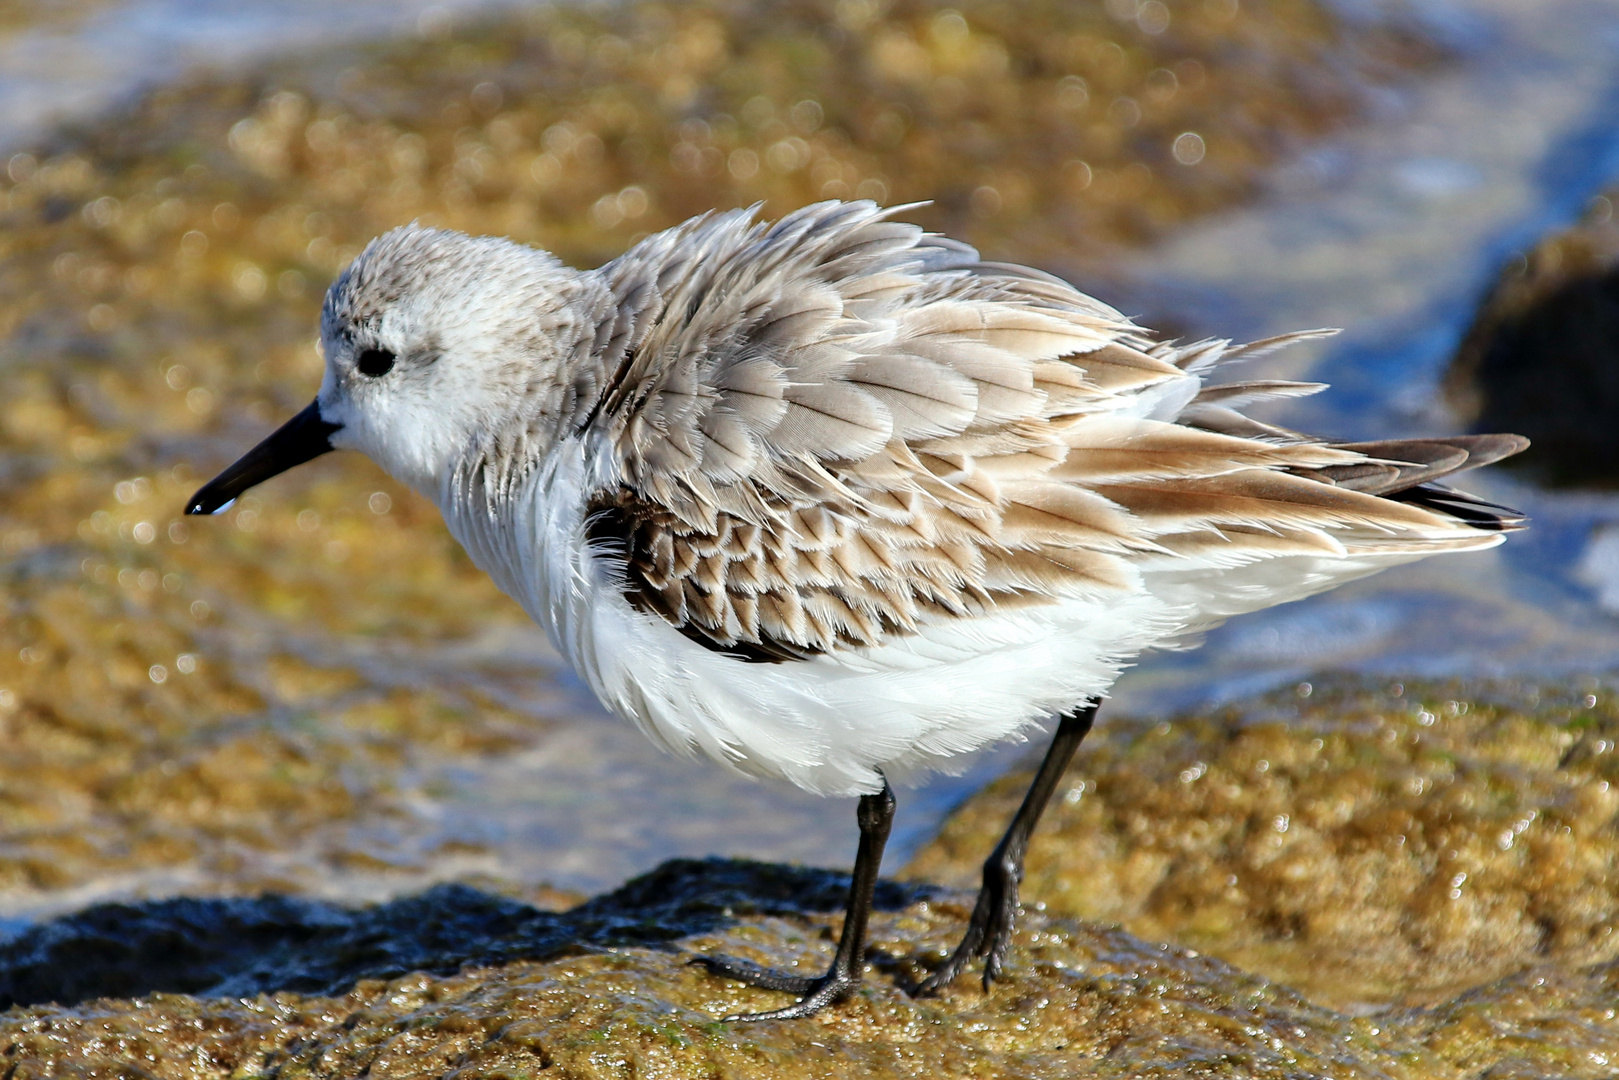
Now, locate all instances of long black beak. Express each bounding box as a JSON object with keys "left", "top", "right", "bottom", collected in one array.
[{"left": 186, "top": 400, "right": 341, "bottom": 515}]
